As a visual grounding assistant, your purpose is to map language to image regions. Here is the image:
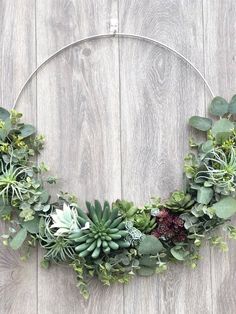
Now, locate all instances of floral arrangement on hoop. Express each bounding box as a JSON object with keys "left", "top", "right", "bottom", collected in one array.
[{"left": 1, "top": 96, "right": 236, "bottom": 299}]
